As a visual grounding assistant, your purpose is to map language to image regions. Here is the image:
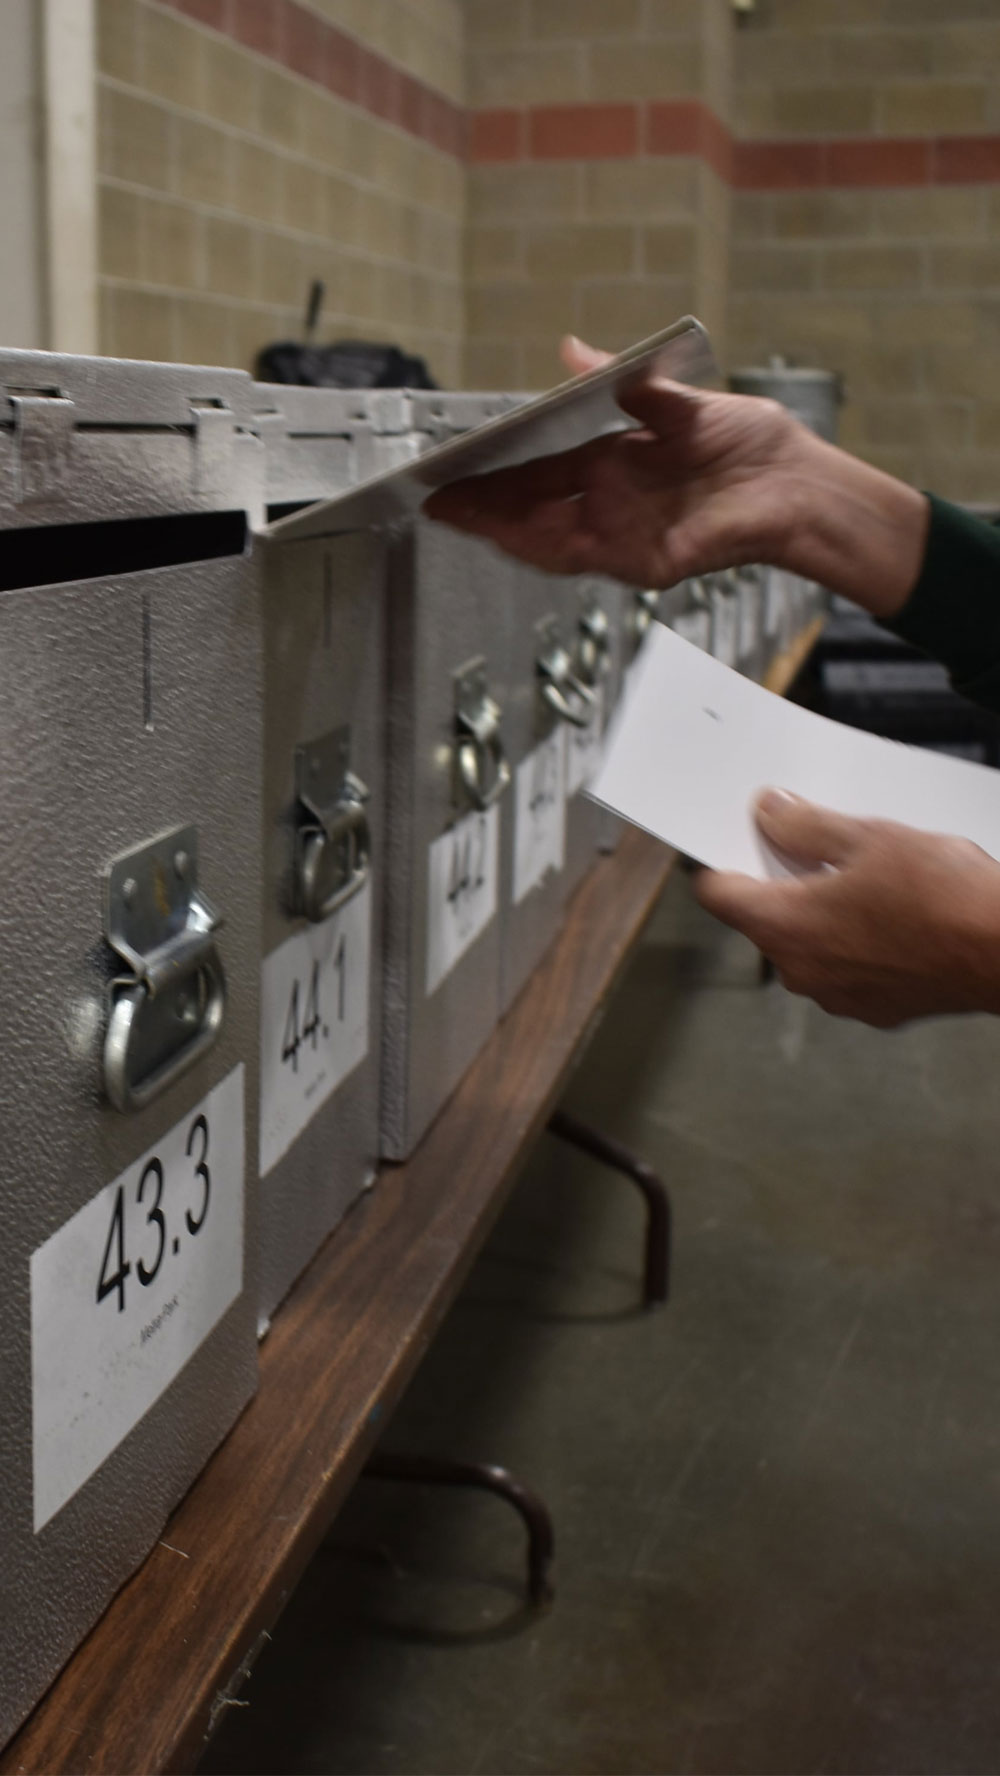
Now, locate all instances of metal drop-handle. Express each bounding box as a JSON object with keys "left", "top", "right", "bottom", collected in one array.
[
  {"left": 576, "top": 599, "right": 612, "bottom": 688},
  {"left": 298, "top": 789, "right": 371, "bottom": 923},
  {"left": 457, "top": 693, "right": 511, "bottom": 811},
  {"left": 102, "top": 827, "right": 227, "bottom": 1114},
  {"left": 104, "top": 949, "right": 227, "bottom": 1114},
  {"left": 538, "top": 639, "right": 597, "bottom": 730}
]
